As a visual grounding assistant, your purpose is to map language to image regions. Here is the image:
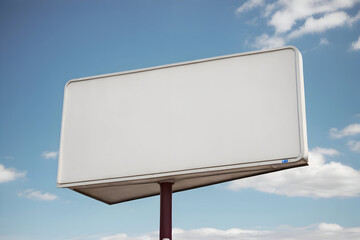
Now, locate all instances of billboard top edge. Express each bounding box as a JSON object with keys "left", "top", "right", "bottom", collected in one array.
[{"left": 64, "top": 46, "right": 300, "bottom": 88}]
